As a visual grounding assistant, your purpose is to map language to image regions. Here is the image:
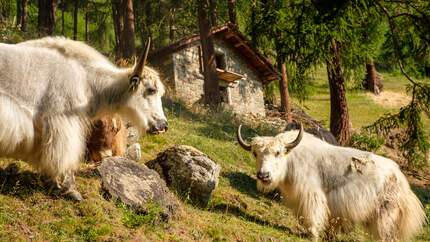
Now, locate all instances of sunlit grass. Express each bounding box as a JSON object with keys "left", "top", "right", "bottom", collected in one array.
[{"left": 0, "top": 68, "right": 428, "bottom": 241}]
